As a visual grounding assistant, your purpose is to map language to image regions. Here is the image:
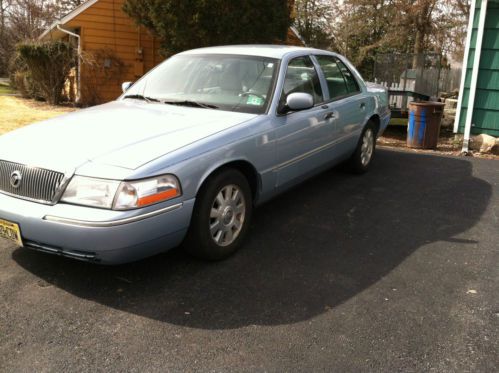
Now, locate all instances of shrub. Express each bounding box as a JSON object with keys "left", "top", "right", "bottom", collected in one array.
[
  {"left": 8, "top": 51, "right": 26, "bottom": 91},
  {"left": 16, "top": 40, "right": 75, "bottom": 105},
  {"left": 80, "top": 49, "right": 125, "bottom": 106},
  {"left": 8, "top": 51, "right": 43, "bottom": 100}
]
